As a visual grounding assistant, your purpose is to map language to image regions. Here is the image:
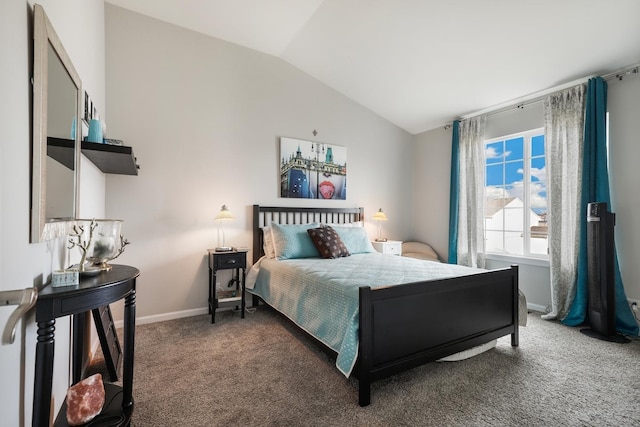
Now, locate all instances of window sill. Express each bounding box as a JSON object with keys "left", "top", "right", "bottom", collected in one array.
[{"left": 485, "top": 253, "right": 549, "bottom": 268}]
